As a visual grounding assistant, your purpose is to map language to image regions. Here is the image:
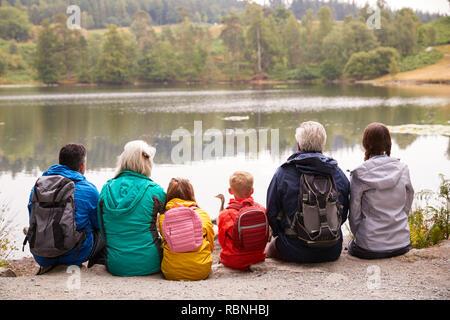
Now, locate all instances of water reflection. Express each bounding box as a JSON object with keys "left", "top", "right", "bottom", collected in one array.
[
  {"left": 0, "top": 84, "right": 449, "bottom": 259},
  {"left": 0, "top": 85, "right": 449, "bottom": 175}
]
